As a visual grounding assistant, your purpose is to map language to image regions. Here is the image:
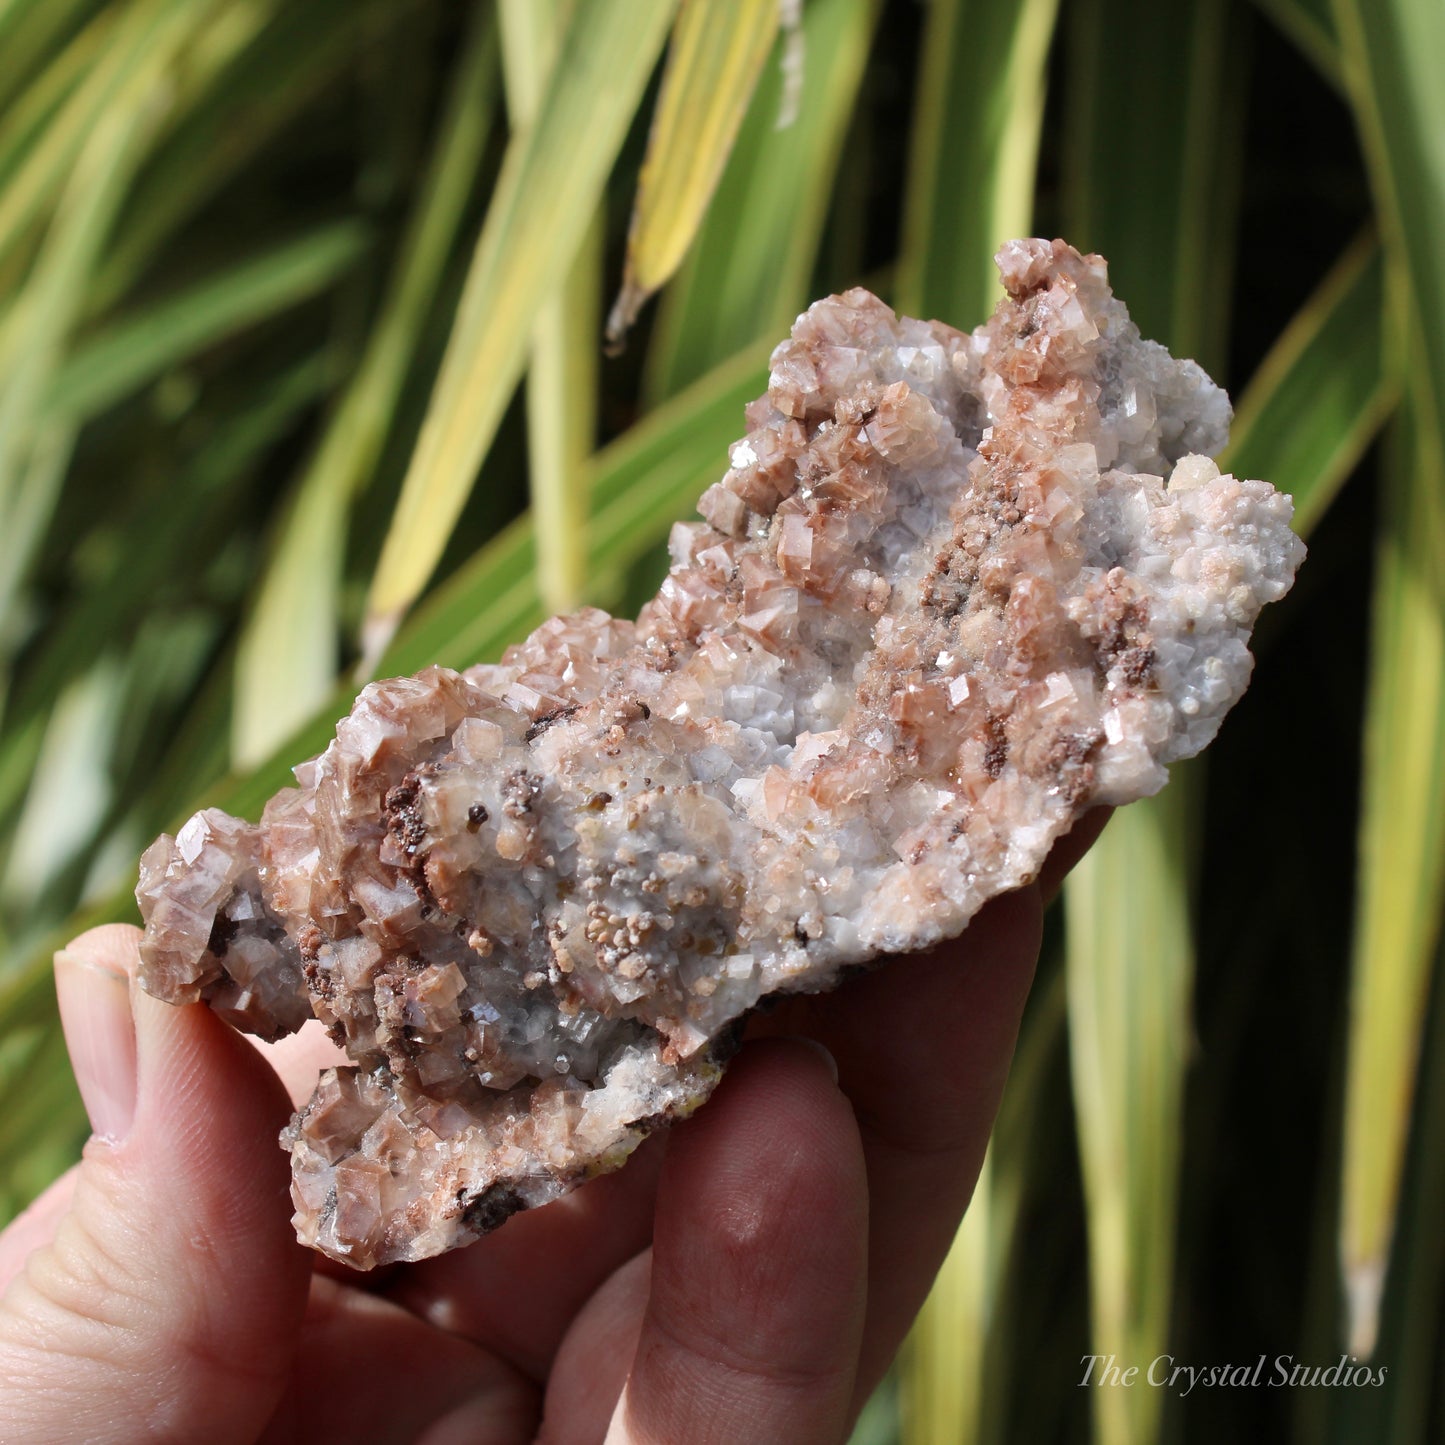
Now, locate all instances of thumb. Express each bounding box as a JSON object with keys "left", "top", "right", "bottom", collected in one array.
[{"left": 0, "top": 924, "right": 309, "bottom": 1444}]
